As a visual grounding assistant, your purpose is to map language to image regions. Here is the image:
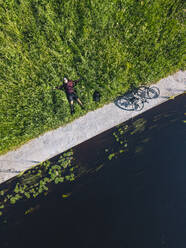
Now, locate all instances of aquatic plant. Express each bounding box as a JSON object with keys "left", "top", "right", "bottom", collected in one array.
[
  {"left": 105, "top": 124, "right": 130, "bottom": 162},
  {"left": 108, "top": 153, "right": 115, "bottom": 160},
  {"left": 0, "top": 149, "right": 78, "bottom": 217},
  {"left": 24, "top": 205, "right": 39, "bottom": 215},
  {"left": 130, "top": 118, "right": 147, "bottom": 135},
  {"left": 62, "top": 193, "right": 72, "bottom": 198}
]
